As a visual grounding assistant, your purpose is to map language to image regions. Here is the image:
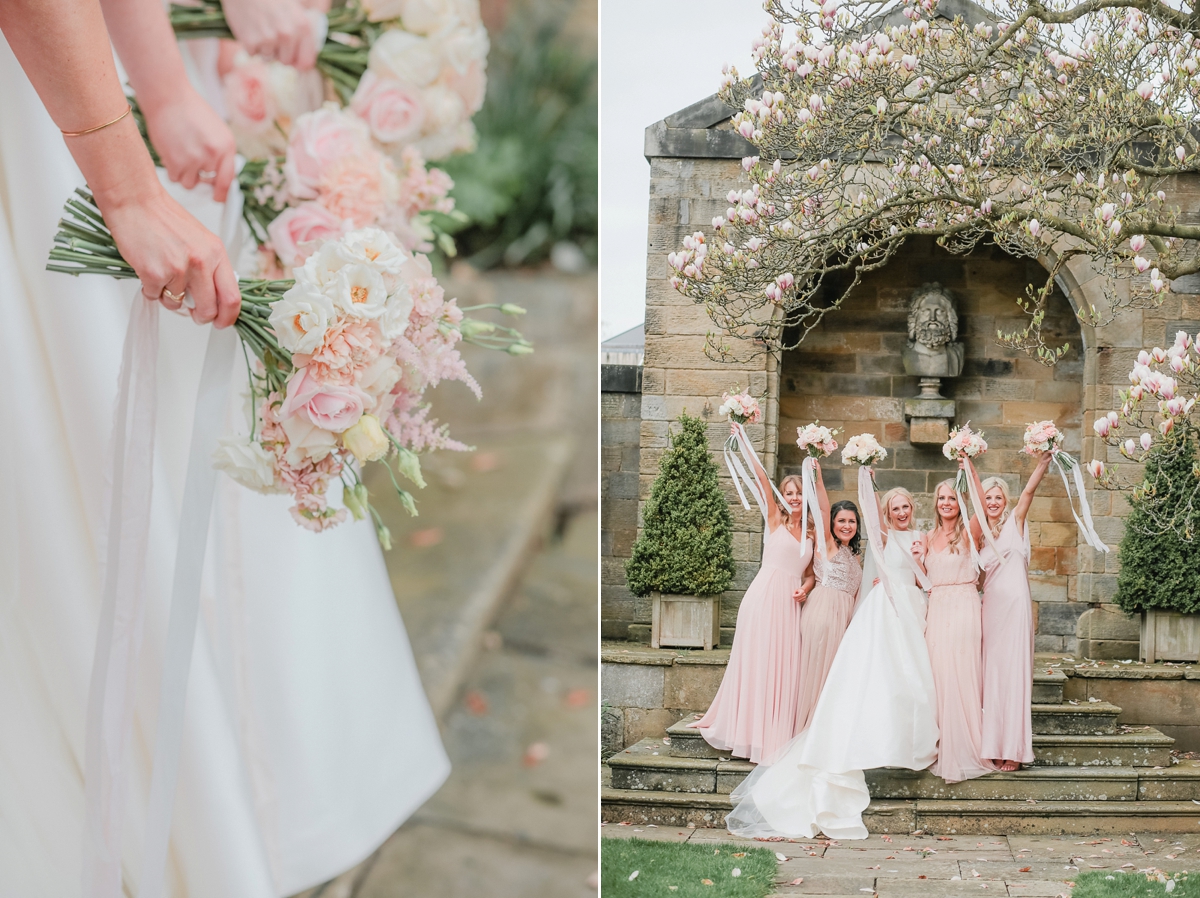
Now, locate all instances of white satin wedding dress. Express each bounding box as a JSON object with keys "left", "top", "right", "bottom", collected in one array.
[
  {"left": 725, "top": 529, "right": 938, "bottom": 840},
  {"left": 0, "top": 35, "right": 448, "bottom": 897}
]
